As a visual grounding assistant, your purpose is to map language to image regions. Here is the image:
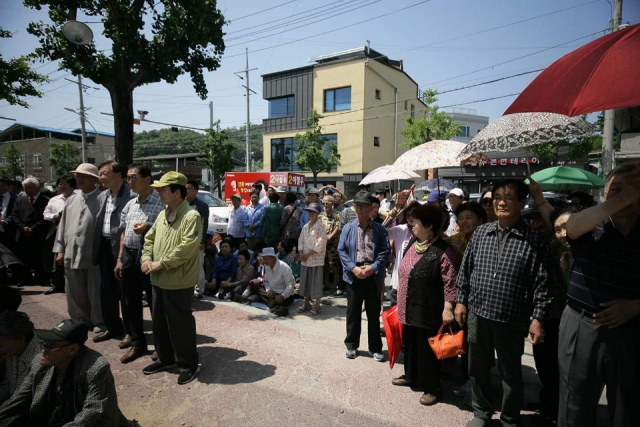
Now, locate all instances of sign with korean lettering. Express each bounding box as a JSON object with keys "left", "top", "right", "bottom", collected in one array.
[
  {"left": 224, "top": 172, "right": 270, "bottom": 205},
  {"left": 224, "top": 172, "right": 306, "bottom": 204},
  {"left": 469, "top": 157, "right": 539, "bottom": 167}
]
